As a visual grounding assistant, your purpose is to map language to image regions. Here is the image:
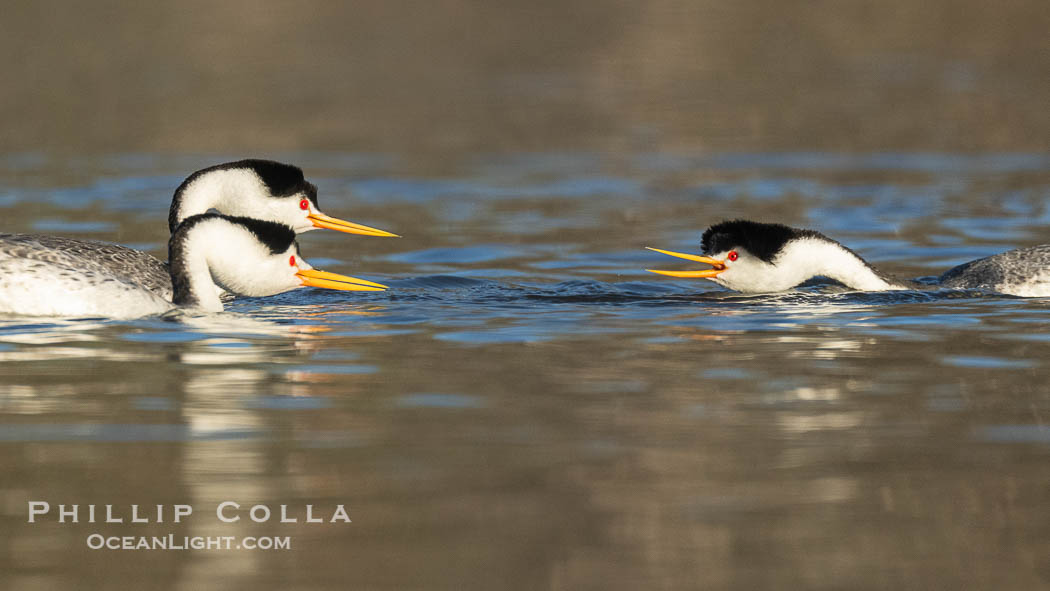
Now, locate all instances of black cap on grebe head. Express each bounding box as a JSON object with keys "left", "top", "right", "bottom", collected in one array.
[
  {"left": 701, "top": 220, "right": 824, "bottom": 262},
  {"left": 237, "top": 160, "right": 317, "bottom": 201}
]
